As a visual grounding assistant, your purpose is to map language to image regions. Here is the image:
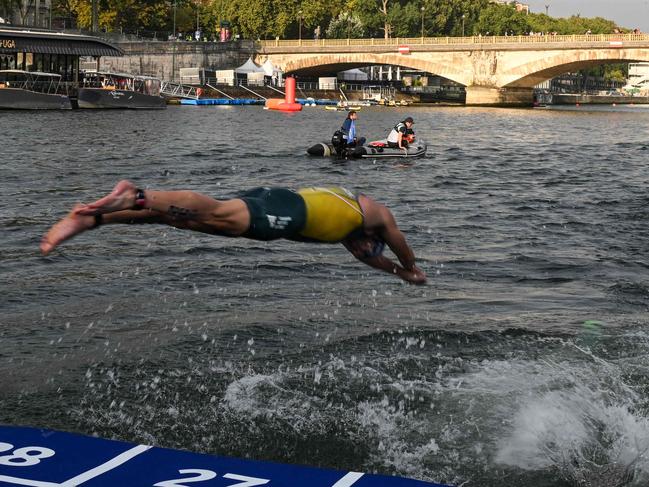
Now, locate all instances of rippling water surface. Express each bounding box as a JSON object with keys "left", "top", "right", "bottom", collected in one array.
[{"left": 1, "top": 104, "right": 649, "bottom": 486}]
